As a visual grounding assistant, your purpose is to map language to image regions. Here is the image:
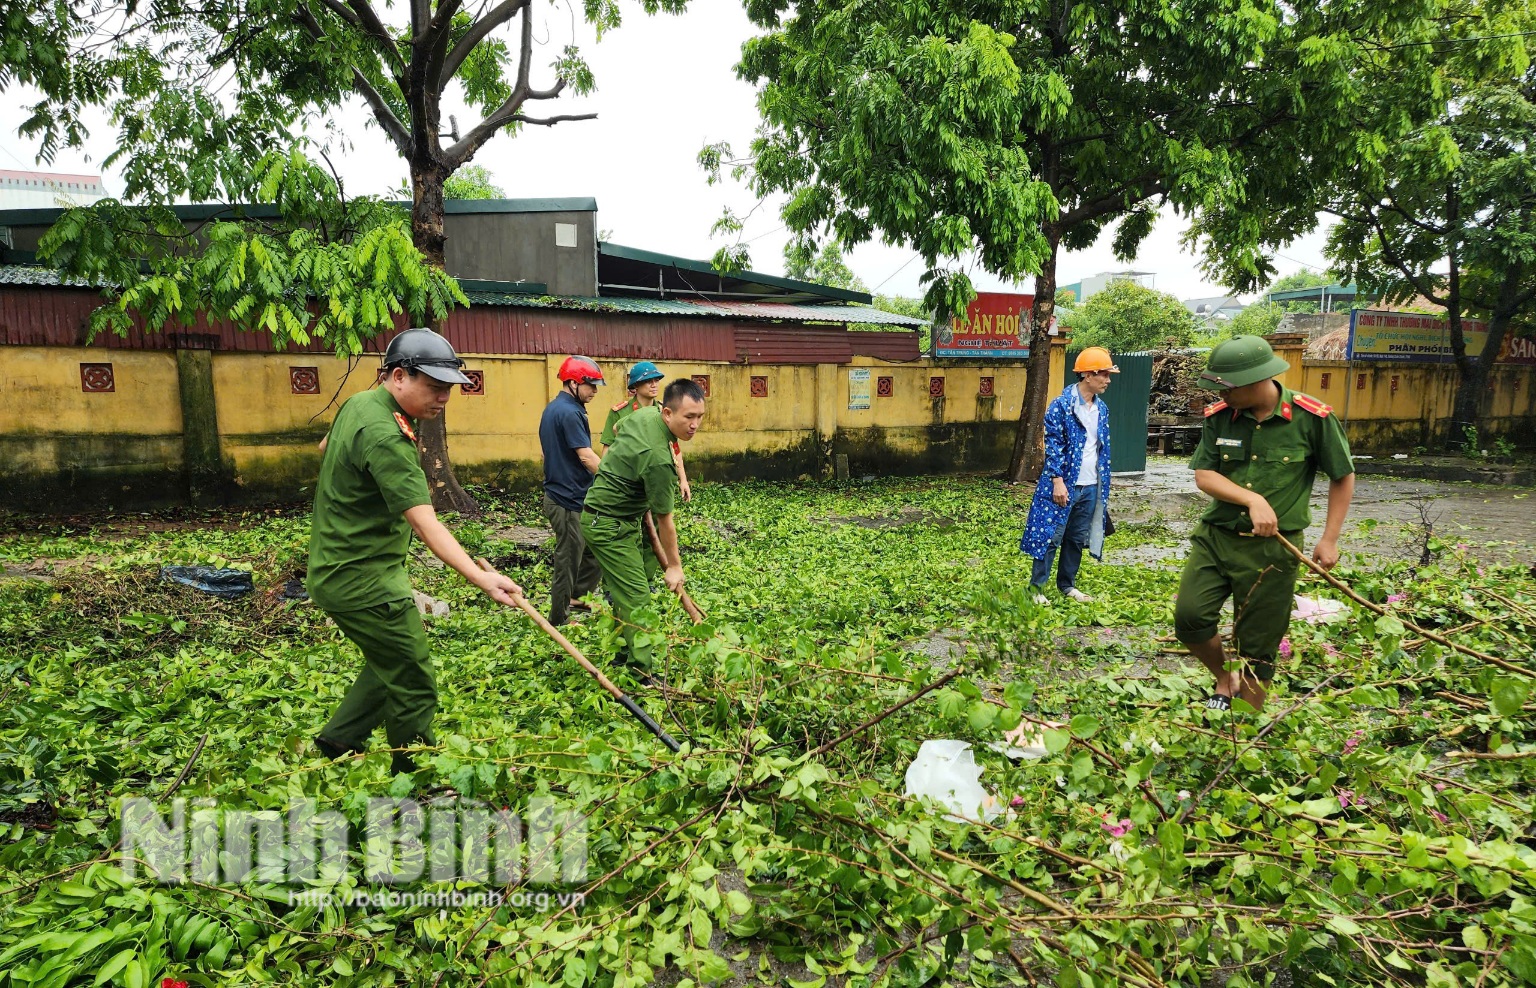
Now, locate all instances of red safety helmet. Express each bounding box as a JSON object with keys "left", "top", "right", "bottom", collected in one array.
[{"left": 557, "top": 355, "right": 604, "bottom": 386}]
